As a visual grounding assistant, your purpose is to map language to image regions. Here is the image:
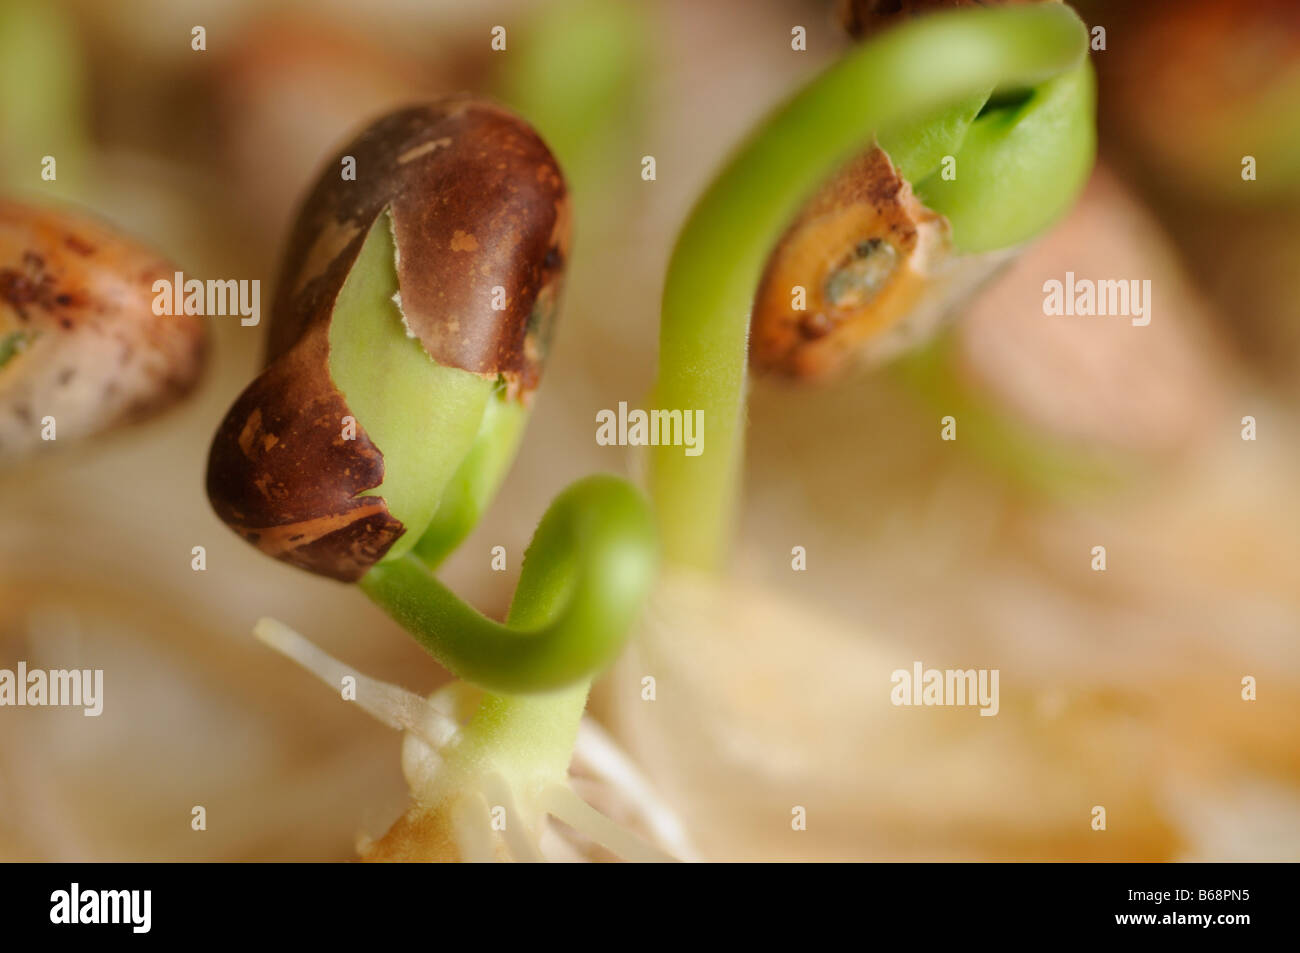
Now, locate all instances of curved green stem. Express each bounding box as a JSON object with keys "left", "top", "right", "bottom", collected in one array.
[
  {"left": 360, "top": 473, "right": 657, "bottom": 695},
  {"left": 648, "top": 4, "right": 1093, "bottom": 572}
]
